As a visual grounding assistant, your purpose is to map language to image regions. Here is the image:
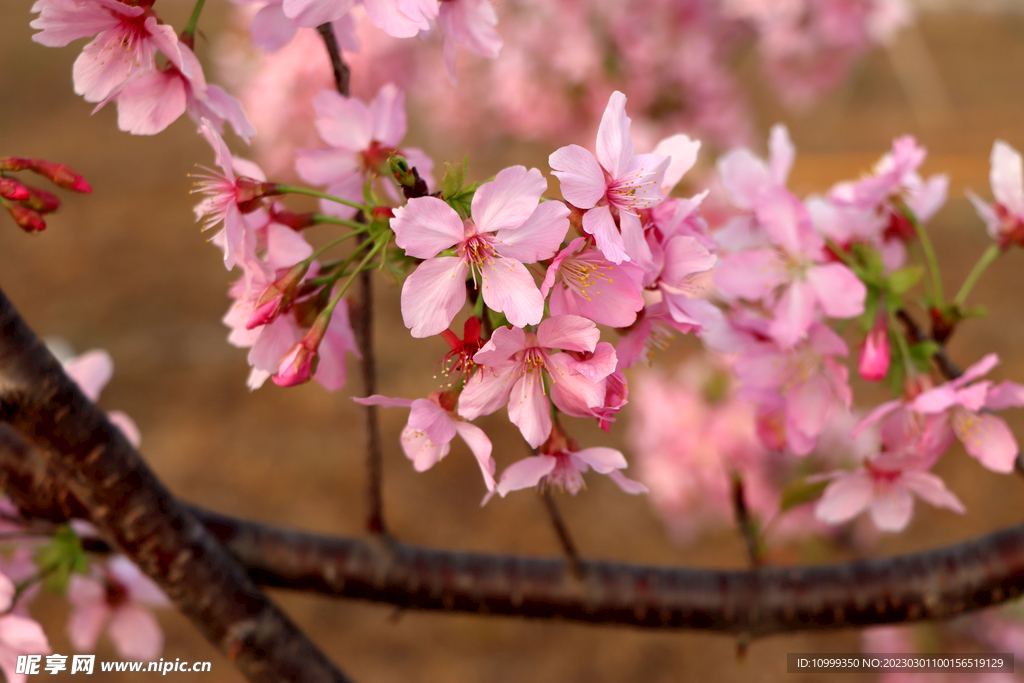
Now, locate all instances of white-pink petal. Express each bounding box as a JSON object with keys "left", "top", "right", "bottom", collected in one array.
[
  {"left": 549, "top": 145, "right": 606, "bottom": 209},
  {"left": 595, "top": 91, "right": 634, "bottom": 179},
  {"left": 391, "top": 197, "right": 465, "bottom": 259},
  {"left": 401, "top": 257, "right": 469, "bottom": 338},
  {"left": 496, "top": 455, "right": 557, "bottom": 496},
  {"left": 537, "top": 315, "right": 600, "bottom": 353},
  {"left": 471, "top": 166, "right": 547, "bottom": 234}
]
